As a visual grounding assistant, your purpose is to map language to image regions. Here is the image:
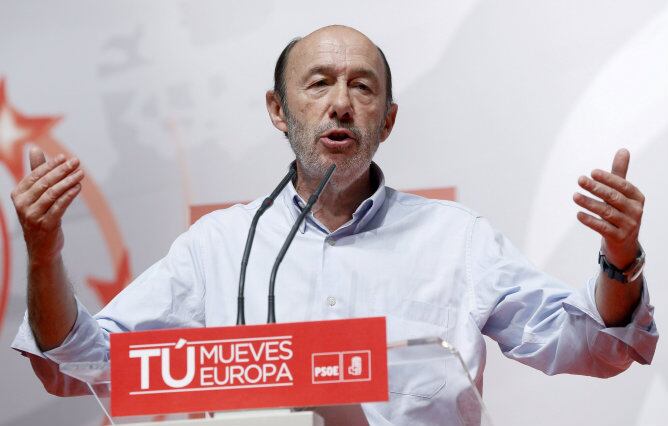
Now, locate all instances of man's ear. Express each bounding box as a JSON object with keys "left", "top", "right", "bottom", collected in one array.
[
  {"left": 266, "top": 90, "right": 288, "bottom": 133},
  {"left": 379, "top": 103, "right": 398, "bottom": 143}
]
